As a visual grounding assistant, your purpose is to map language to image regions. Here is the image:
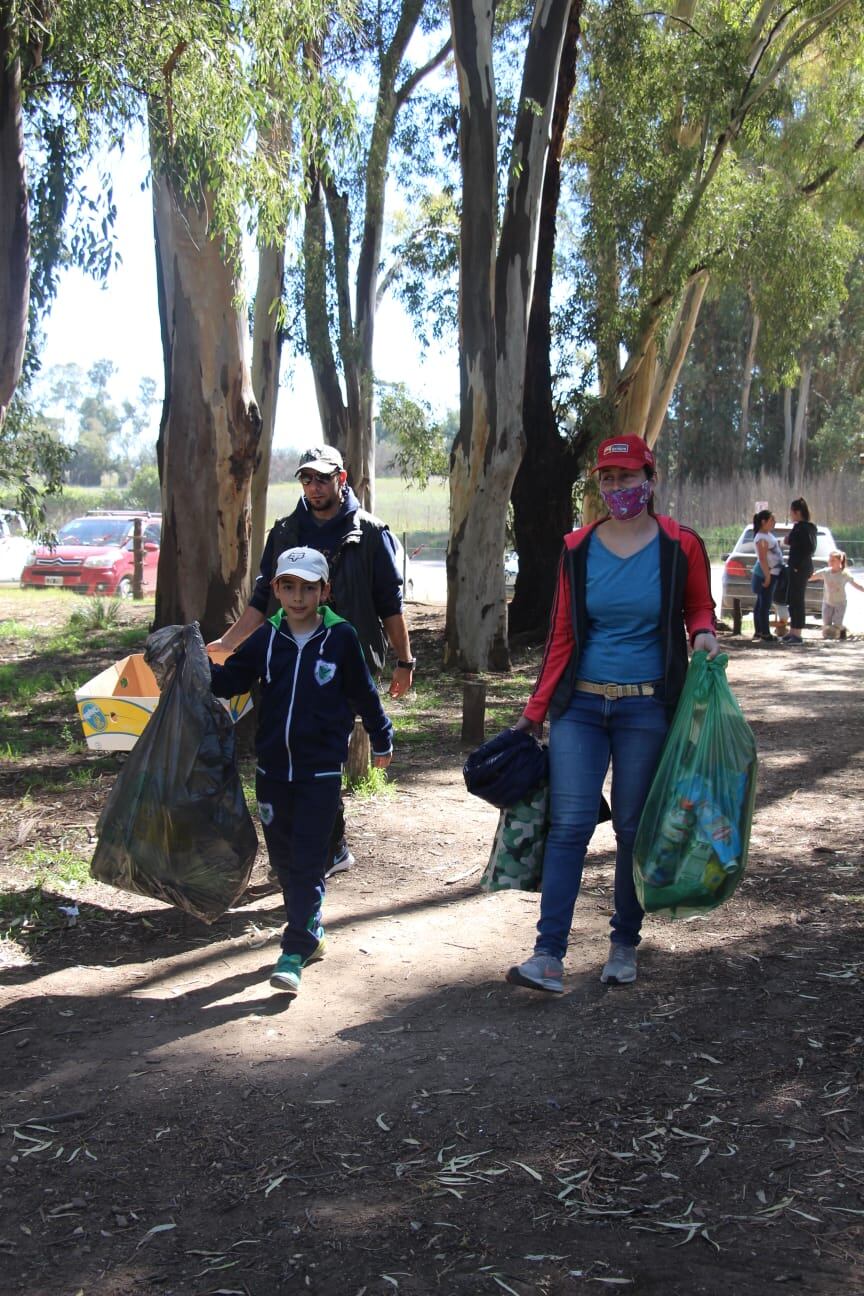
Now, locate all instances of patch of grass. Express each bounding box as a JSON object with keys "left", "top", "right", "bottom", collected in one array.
[
  {"left": 0, "top": 663, "right": 69, "bottom": 706},
  {"left": 19, "top": 846, "right": 92, "bottom": 887},
  {"left": 67, "top": 597, "right": 124, "bottom": 633},
  {"left": 392, "top": 722, "right": 439, "bottom": 745},
  {"left": 0, "top": 883, "right": 47, "bottom": 941},
  {"left": 60, "top": 721, "right": 88, "bottom": 755},
  {"left": 0, "top": 740, "right": 25, "bottom": 759},
  {"left": 66, "top": 763, "right": 109, "bottom": 787},
  {"left": 345, "top": 766, "right": 396, "bottom": 797},
  {"left": 0, "top": 619, "right": 39, "bottom": 642},
  {"left": 240, "top": 773, "right": 257, "bottom": 811}
]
